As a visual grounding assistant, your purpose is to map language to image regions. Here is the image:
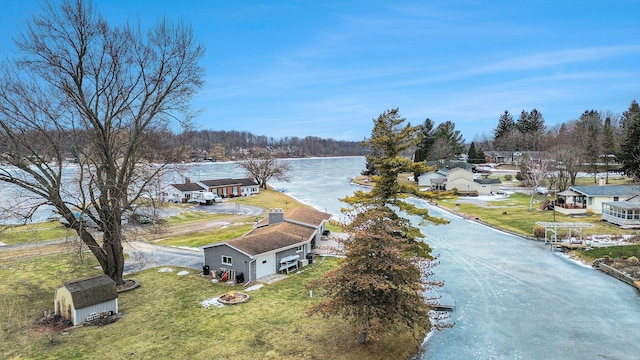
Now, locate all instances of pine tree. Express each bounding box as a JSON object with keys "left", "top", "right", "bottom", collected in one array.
[
  {"left": 467, "top": 142, "right": 477, "bottom": 164},
  {"left": 307, "top": 108, "right": 449, "bottom": 345},
  {"left": 601, "top": 117, "right": 618, "bottom": 183},
  {"left": 494, "top": 110, "right": 517, "bottom": 151},
  {"left": 414, "top": 118, "right": 435, "bottom": 162},
  {"left": 432, "top": 120, "right": 465, "bottom": 159},
  {"left": 517, "top": 109, "right": 546, "bottom": 150},
  {"left": 619, "top": 100, "right": 640, "bottom": 181}
]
